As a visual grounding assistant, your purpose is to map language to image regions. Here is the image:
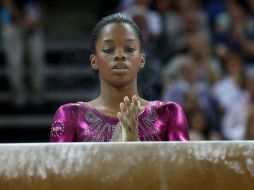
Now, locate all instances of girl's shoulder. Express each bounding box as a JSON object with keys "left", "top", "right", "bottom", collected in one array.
[
  {"left": 146, "top": 100, "right": 183, "bottom": 110},
  {"left": 55, "top": 101, "right": 90, "bottom": 113},
  {"left": 142, "top": 100, "right": 184, "bottom": 120},
  {"left": 58, "top": 101, "right": 87, "bottom": 108}
]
